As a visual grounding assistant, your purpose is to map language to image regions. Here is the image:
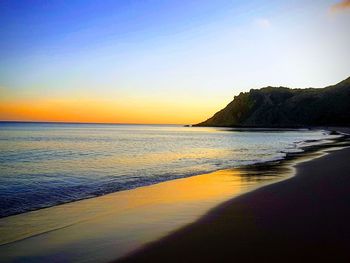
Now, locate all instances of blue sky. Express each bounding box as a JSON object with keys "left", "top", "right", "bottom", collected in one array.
[{"left": 0, "top": 0, "right": 349, "bottom": 123}]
